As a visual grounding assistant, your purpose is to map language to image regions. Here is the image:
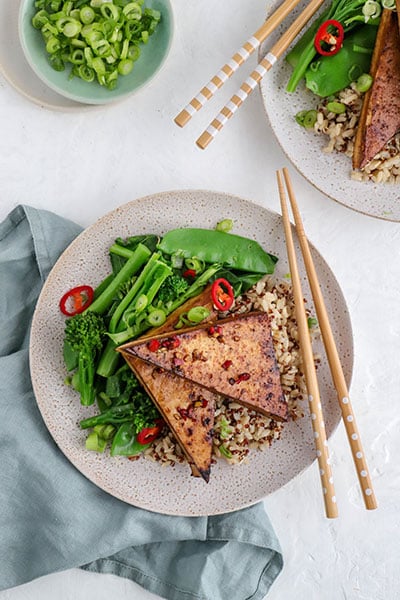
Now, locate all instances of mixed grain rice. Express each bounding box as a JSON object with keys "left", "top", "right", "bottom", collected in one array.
[
  {"left": 313, "top": 81, "right": 400, "bottom": 184},
  {"left": 142, "top": 277, "right": 320, "bottom": 469}
]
